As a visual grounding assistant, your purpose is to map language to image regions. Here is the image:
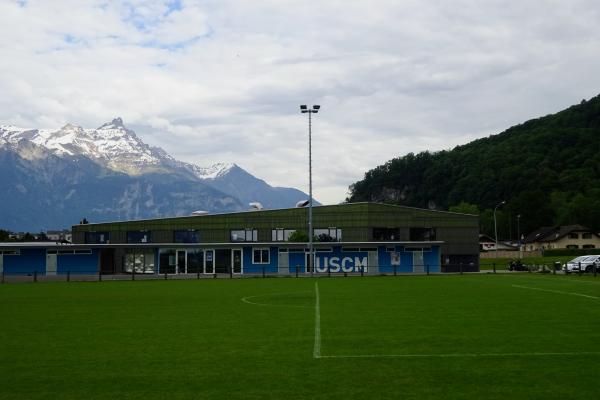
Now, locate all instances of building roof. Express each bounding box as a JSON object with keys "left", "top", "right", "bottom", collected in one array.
[
  {"left": 523, "top": 224, "right": 596, "bottom": 243},
  {"left": 72, "top": 202, "right": 479, "bottom": 231}
]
